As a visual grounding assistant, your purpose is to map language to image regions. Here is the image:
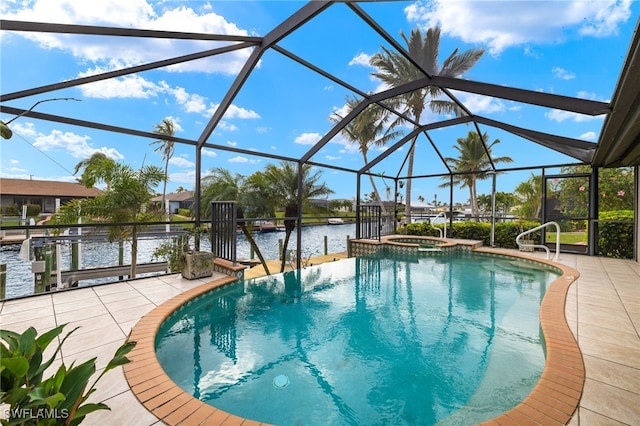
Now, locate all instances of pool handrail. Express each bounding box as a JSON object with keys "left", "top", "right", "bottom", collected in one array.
[
  {"left": 516, "top": 221, "right": 560, "bottom": 260},
  {"left": 432, "top": 211, "right": 447, "bottom": 238}
]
